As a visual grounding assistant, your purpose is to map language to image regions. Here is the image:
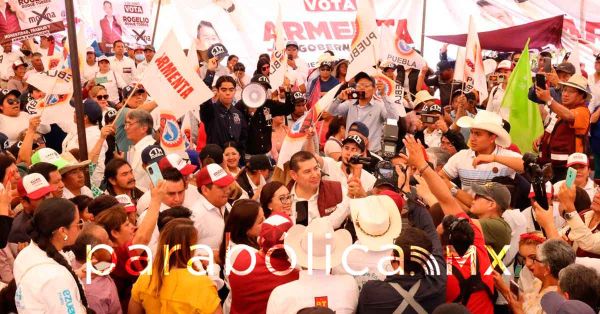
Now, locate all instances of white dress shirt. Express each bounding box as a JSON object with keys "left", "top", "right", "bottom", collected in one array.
[
  {"left": 62, "top": 186, "right": 94, "bottom": 199},
  {"left": 190, "top": 193, "right": 231, "bottom": 250},
  {"left": 108, "top": 55, "right": 136, "bottom": 85},
  {"left": 81, "top": 62, "right": 99, "bottom": 83},
  {"left": 127, "top": 135, "right": 156, "bottom": 192},
  {"left": 289, "top": 181, "right": 350, "bottom": 229},
  {"left": 267, "top": 270, "right": 359, "bottom": 314},
  {"left": 321, "top": 157, "right": 376, "bottom": 192}
]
